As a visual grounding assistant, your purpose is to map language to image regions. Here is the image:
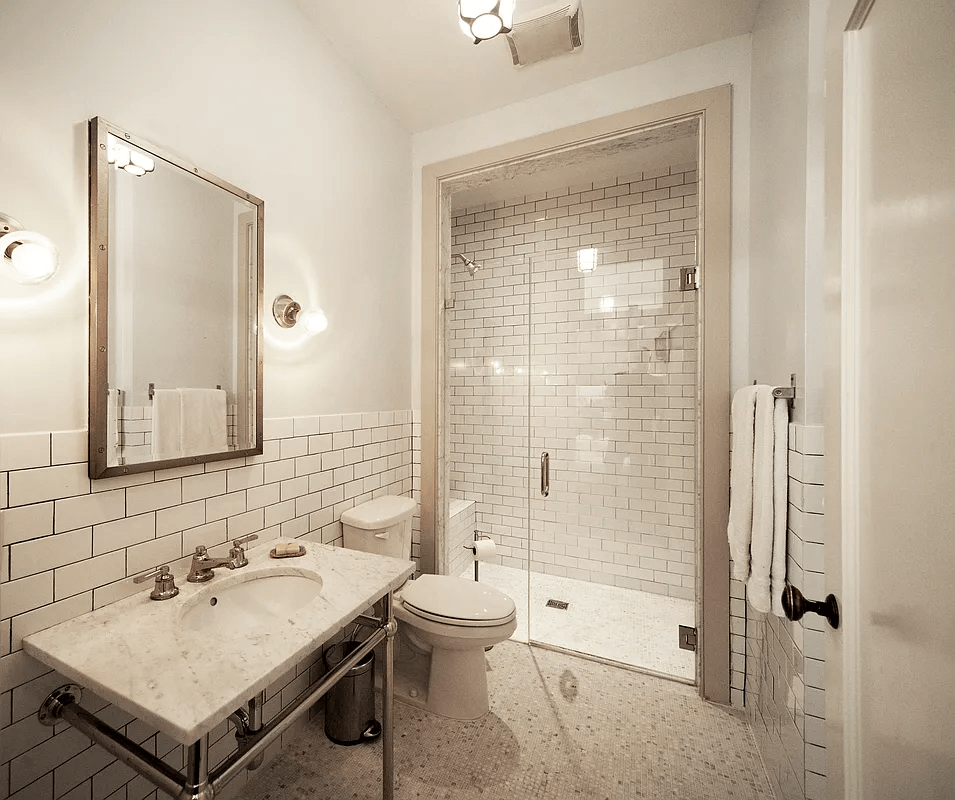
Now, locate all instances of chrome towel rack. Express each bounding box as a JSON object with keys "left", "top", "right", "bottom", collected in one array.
[
  {"left": 148, "top": 383, "right": 222, "bottom": 399},
  {"left": 753, "top": 373, "right": 796, "bottom": 404}
]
